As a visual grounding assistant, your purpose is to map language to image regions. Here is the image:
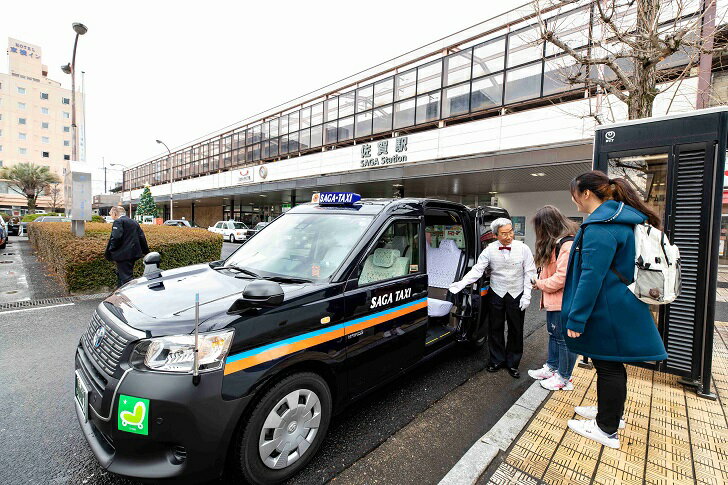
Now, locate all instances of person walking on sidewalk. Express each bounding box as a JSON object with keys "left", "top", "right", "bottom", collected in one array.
[
  {"left": 561, "top": 170, "right": 667, "bottom": 449},
  {"left": 527, "top": 206, "right": 579, "bottom": 391},
  {"left": 449, "top": 218, "right": 536, "bottom": 378},
  {"left": 105, "top": 206, "right": 150, "bottom": 288}
]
